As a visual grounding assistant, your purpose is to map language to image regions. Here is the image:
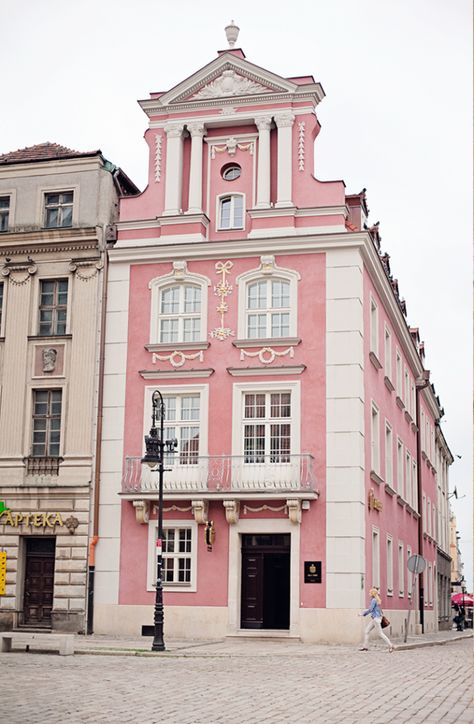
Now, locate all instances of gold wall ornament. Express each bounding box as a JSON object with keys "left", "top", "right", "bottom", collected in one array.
[
  {"left": 152, "top": 350, "right": 204, "bottom": 368},
  {"left": 211, "top": 139, "right": 254, "bottom": 158},
  {"left": 240, "top": 346, "right": 295, "bottom": 365},
  {"left": 210, "top": 261, "right": 234, "bottom": 341},
  {"left": 368, "top": 488, "right": 383, "bottom": 512}
]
